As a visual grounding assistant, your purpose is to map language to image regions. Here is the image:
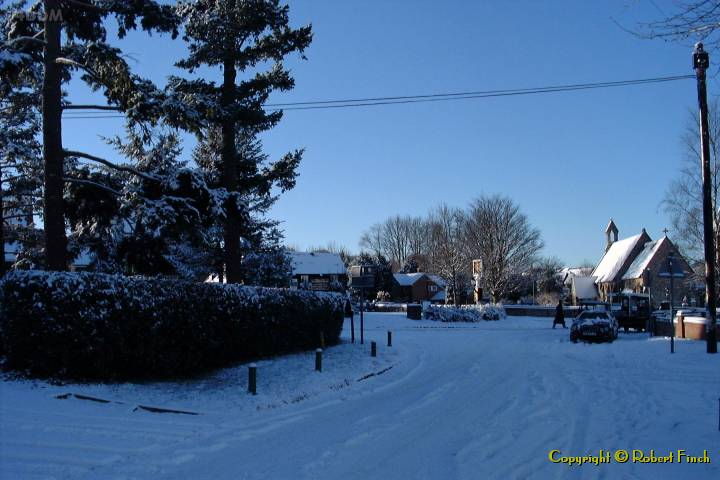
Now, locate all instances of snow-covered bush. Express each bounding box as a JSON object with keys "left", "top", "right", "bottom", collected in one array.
[
  {"left": 0, "top": 270, "right": 344, "bottom": 379},
  {"left": 423, "top": 304, "right": 506, "bottom": 322}
]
